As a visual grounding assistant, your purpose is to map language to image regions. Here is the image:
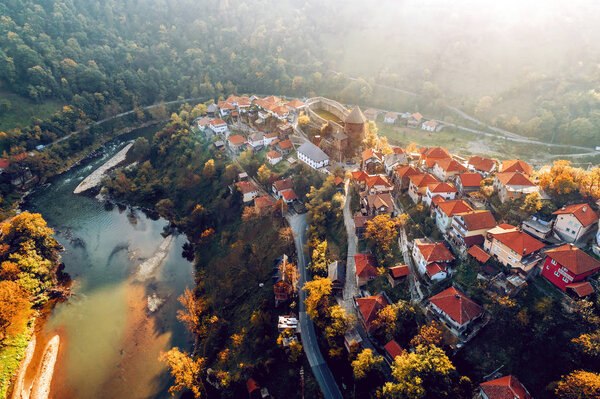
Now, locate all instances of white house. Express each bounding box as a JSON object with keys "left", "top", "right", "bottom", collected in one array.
[
  {"left": 422, "top": 120, "right": 438, "bottom": 132},
  {"left": 423, "top": 182, "right": 457, "bottom": 206},
  {"left": 267, "top": 150, "right": 283, "bottom": 165},
  {"left": 209, "top": 119, "right": 228, "bottom": 136},
  {"left": 552, "top": 204, "right": 598, "bottom": 243},
  {"left": 235, "top": 181, "right": 259, "bottom": 203},
  {"left": 264, "top": 132, "right": 278, "bottom": 146},
  {"left": 298, "top": 142, "right": 329, "bottom": 170},
  {"left": 248, "top": 132, "right": 265, "bottom": 150},
  {"left": 384, "top": 112, "right": 398, "bottom": 124},
  {"left": 412, "top": 239, "right": 454, "bottom": 280}
]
